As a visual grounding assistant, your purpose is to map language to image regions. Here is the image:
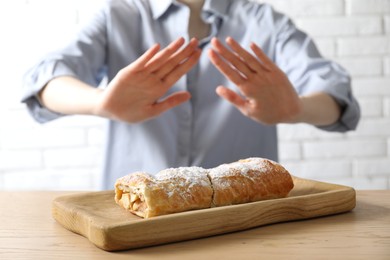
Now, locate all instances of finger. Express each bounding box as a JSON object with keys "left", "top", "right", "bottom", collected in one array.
[
  {"left": 249, "top": 42, "right": 273, "bottom": 71},
  {"left": 225, "top": 37, "right": 266, "bottom": 72},
  {"left": 162, "top": 48, "right": 201, "bottom": 86},
  {"left": 145, "top": 37, "right": 186, "bottom": 72},
  {"left": 150, "top": 91, "right": 191, "bottom": 116},
  {"left": 211, "top": 37, "right": 253, "bottom": 77},
  {"left": 215, "top": 86, "right": 247, "bottom": 108},
  {"left": 127, "top": 43, "right": 161, "bottom": 71},
  {"left": 208, "top": 48, "right": 246, "bottom": 85},
  {"left": 153, "top": 38, "right": 199, "bottom": 78}
]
